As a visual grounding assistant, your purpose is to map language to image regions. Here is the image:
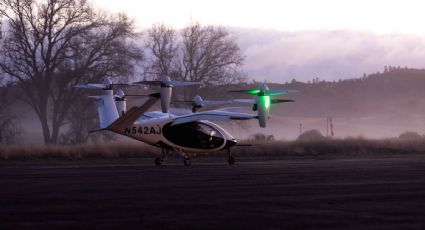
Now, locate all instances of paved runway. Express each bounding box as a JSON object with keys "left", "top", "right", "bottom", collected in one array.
[{"left": 1, "top": 156, "right": 425, "bottom": 229}]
